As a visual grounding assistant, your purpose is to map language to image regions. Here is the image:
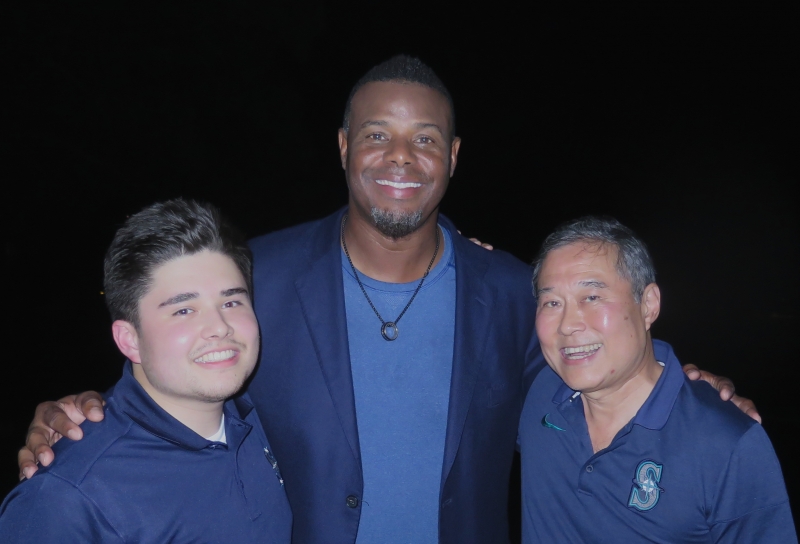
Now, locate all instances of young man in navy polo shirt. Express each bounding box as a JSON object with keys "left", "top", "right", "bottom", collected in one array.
[
  {"left": 519, "top": 217, "right": 795, "bottom": 543},
  {"left": 0, "top": 199, "right": 291, "bottom": 543}
]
